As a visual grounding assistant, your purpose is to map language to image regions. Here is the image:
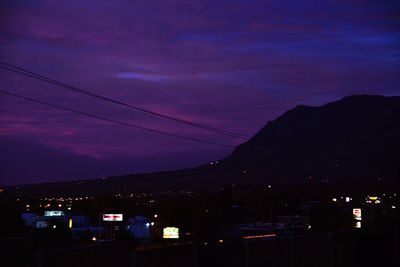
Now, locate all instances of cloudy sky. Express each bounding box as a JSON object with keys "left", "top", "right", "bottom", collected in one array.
[{"left": 0, "top": 0, "right": 399, "bottom": 185}]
